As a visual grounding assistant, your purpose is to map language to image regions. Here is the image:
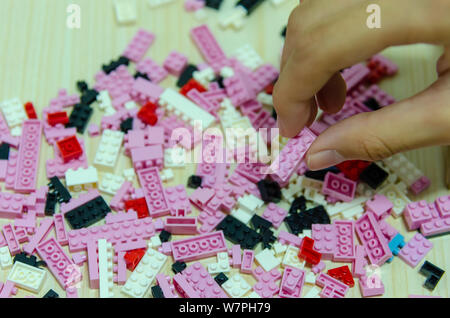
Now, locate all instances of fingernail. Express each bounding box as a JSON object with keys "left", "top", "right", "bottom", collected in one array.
[{"left": 307, "top": 150, "right": 346, "bottom": 171}]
